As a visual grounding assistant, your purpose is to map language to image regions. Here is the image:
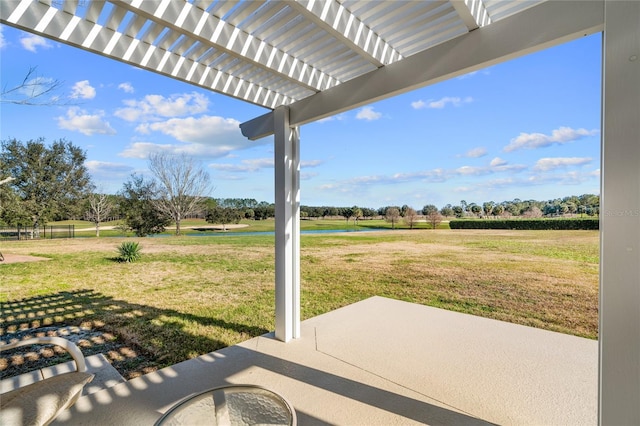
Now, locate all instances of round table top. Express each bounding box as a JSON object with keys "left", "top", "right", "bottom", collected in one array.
[{"left": 155, "top": 384, "right": 296, "bottom": 426}]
